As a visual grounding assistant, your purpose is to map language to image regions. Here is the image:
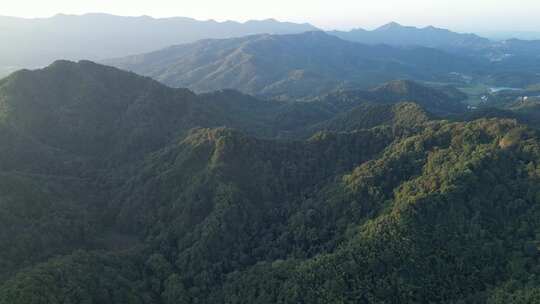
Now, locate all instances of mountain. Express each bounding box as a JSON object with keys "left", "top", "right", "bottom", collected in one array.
[
  {"left": 0, "top": 60, "right": 418, "bottom": 284},
  {"left": 330, "top": 22, "right": 492, "bottom": 51},
  {"left": 0, "top": 61, "right": 295, "bottom": 282},
  {"left": 106, "top": 31, "right": 477, "bottom": 99},
  {"left": 315, "top": 80, "right": 467, "bottom": 115},
  {"left": 332, "top": 24, "right": 540, "bottom": 68},
  {"left": 0, "top": 61, "right": 469, "bottom": 167},
  {"left": 0, "top": 60, "right": 278, "bottom": 162},
  {"left": 0, "top": 13, "right": 317, "bottom": 75},
  {"left": 330, "top": 23, "right": 540, "bottom": 88},
  {"left": 0, "top": 61, "right": 467, "bottom": 145},
  {"left": 3, "top": 61, "right": 540, "bottom": 303}
]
